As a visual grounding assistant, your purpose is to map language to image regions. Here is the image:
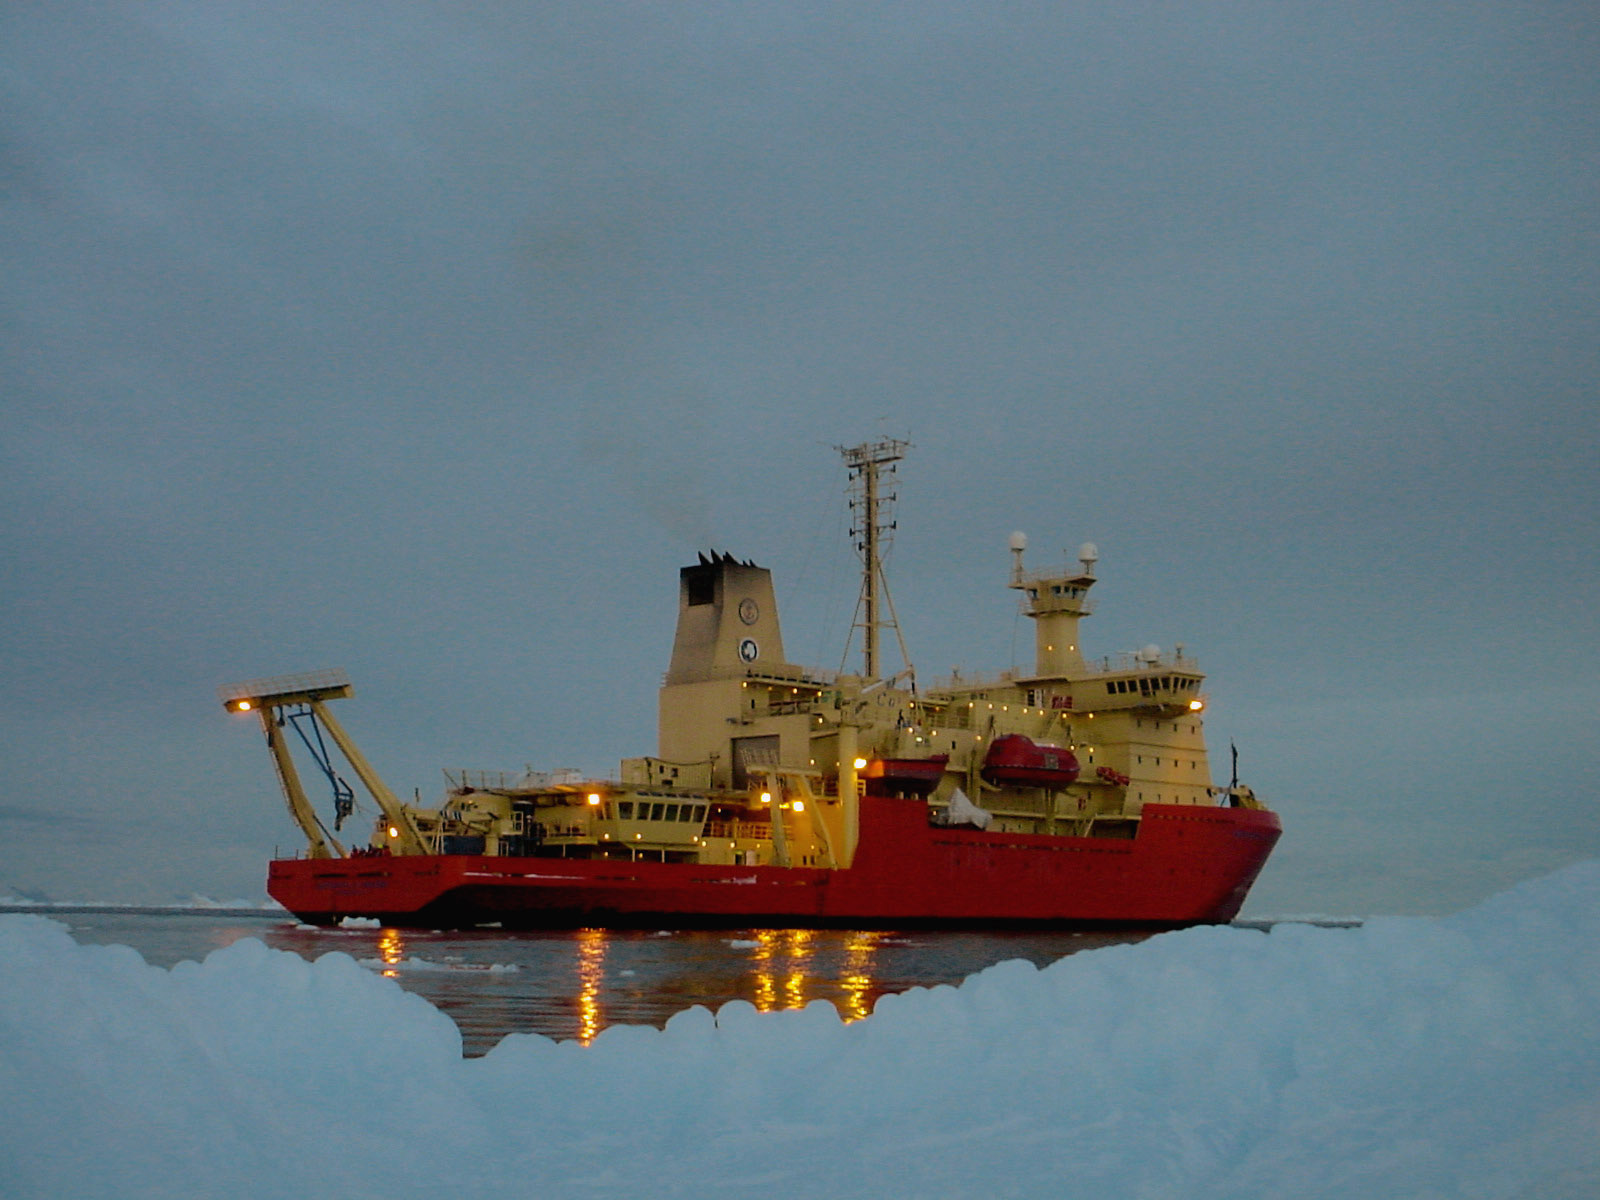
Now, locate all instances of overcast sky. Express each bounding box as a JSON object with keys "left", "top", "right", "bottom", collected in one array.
[{"left": 3, "top": 3, "right": 1596, "bottom": 914}]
